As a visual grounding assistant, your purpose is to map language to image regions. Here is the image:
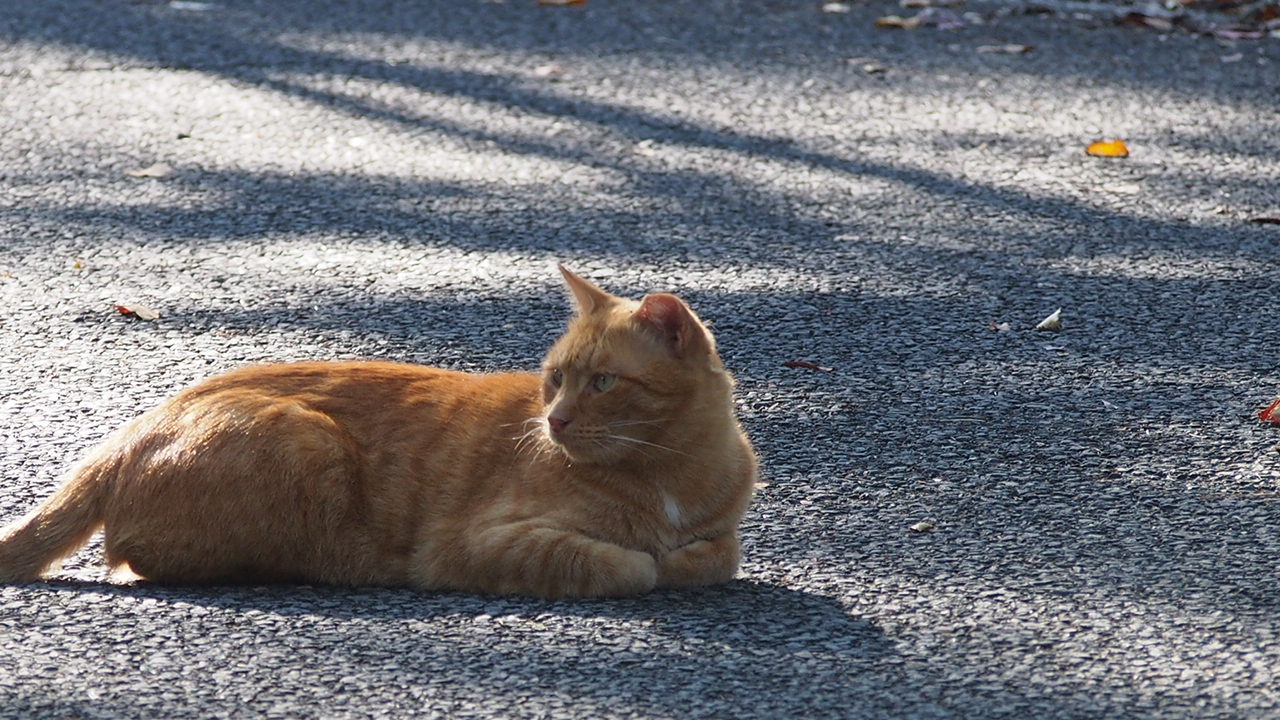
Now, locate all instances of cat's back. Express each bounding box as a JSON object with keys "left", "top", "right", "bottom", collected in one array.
[
  {"left": 149, "top": 361, "right": 544, "bottom": 452},
  {"left": 181, "top": 361, "right": 538, "bottom": 411}
]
